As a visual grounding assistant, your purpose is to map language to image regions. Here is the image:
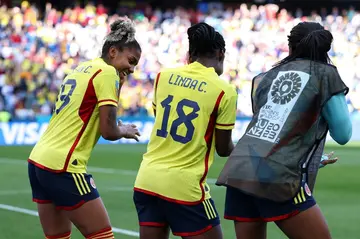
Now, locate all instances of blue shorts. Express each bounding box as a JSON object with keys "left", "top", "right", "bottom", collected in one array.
[
  {"left": 133, "top": 190, "right": 220, "bottom": 237},
  {"left": 28, "top": 162, "right": 99, "bottom": 210},
  {"left": 225, "top": 181, "right": 316, "bottom": 222}
]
